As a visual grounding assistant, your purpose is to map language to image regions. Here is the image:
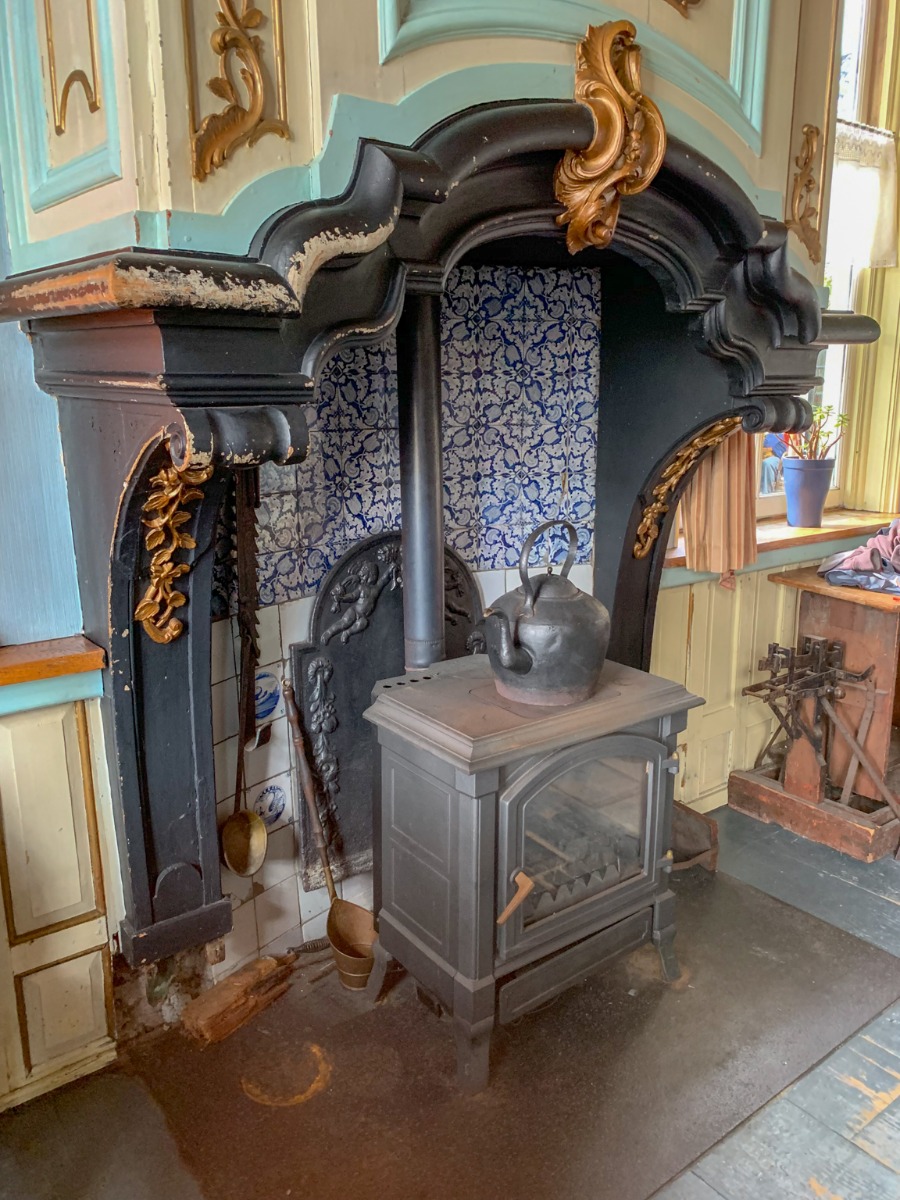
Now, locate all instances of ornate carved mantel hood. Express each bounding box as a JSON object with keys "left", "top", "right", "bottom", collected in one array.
[{"left": 0, "top": 90, "right": 878, "bottom": 965}]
